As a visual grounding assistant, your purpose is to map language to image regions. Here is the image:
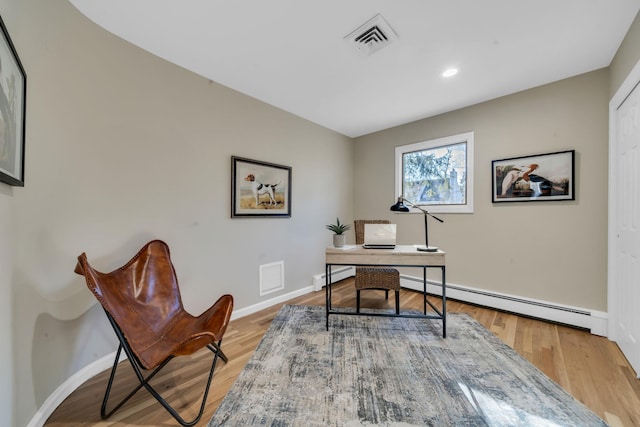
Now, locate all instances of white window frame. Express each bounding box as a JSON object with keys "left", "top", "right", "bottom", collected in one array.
[{"left": 394, "top": 132, "right": 474, "bottom": 214}]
